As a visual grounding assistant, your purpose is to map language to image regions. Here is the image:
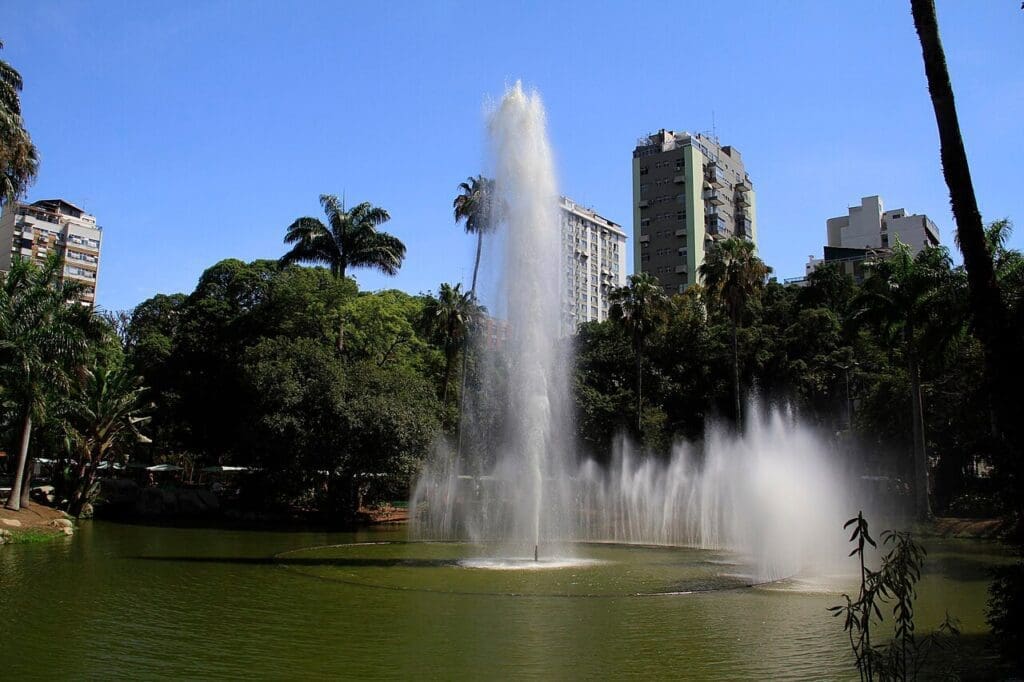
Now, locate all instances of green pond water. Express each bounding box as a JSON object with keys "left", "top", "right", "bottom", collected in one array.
[{"left": 0, "top": 521, "right": 1008, "bottom": 679}]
